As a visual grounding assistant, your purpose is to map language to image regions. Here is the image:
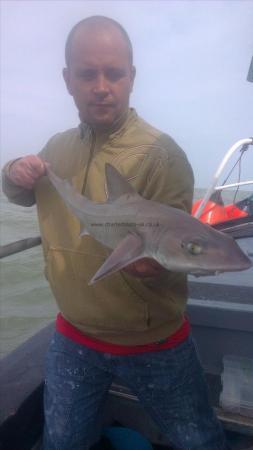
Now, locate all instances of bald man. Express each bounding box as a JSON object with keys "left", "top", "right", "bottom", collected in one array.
[{"left": 2, "top": 16, "right": 230, "bottom": 450}]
